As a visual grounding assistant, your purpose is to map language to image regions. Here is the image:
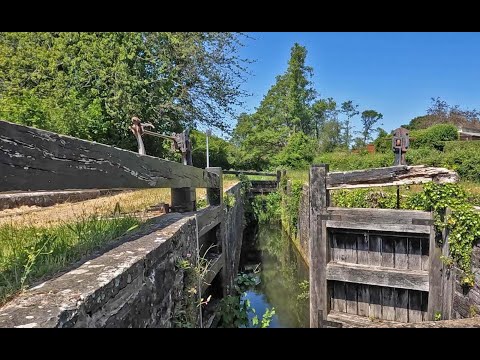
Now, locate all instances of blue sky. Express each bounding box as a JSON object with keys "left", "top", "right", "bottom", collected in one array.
[{"left": 230, "top": 32, "right": 480, "bottom": 134}]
